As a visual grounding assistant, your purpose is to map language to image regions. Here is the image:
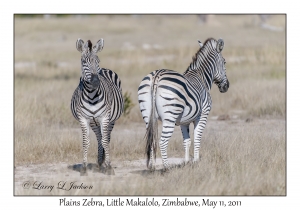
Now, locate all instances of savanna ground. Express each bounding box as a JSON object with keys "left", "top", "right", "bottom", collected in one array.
[{"left": 14, "top": 15, "right": 286, "bottom": 195}]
